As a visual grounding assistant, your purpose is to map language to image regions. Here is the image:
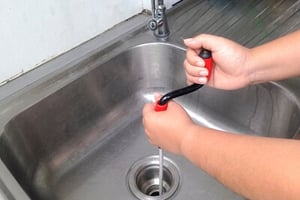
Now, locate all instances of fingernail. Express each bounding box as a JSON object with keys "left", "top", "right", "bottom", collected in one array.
[
  {"left": 199, "top": 70, "right": 208, "bottom": 76},
  {"left": 184, "top": 38, "right": 194, "bottom": 43},
  {"left": 196, "top": 61, "right": 204, "bottom": 66},
  {"left": 198, "top": 77, "right": 207, "bottom": 84}
]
